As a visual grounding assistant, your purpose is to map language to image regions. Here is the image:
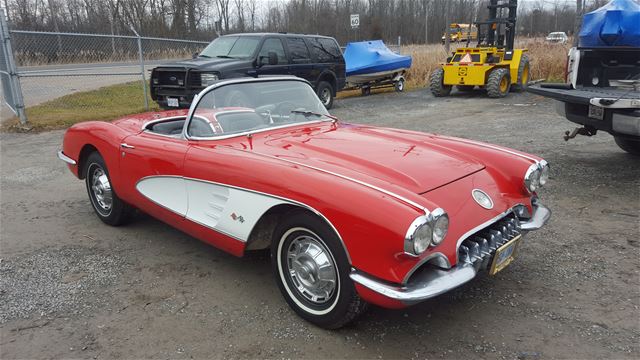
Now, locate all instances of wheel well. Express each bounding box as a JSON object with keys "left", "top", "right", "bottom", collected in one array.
[
  {"left": 245, "top": 204, "right": 326, "bottom": 251},
  {"left": 77, "top": 144, "right": 98, "bottom": 179},
  {"left": 318, "top": 73, "right": 337, "bottom": 95}
]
